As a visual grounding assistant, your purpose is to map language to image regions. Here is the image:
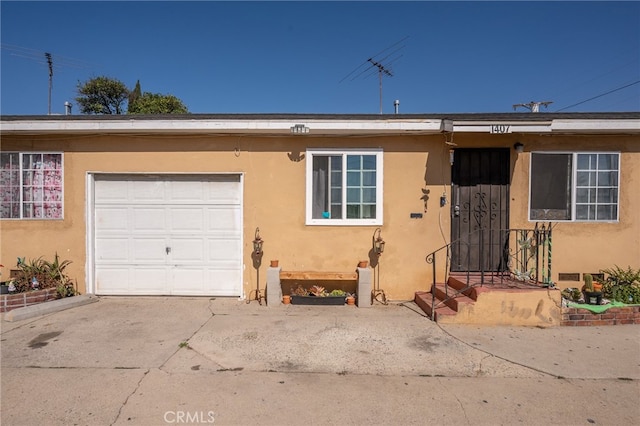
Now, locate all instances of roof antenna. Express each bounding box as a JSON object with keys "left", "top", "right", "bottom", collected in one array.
[
  {"left": 513, "top": 101, "right": 553, "bottom": 113},
  {"left": 45, "top": 52, "right": 53, "bottom": 115},
  {"left": 340, "top": 36, "right": 408, "bottom": 114}
]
